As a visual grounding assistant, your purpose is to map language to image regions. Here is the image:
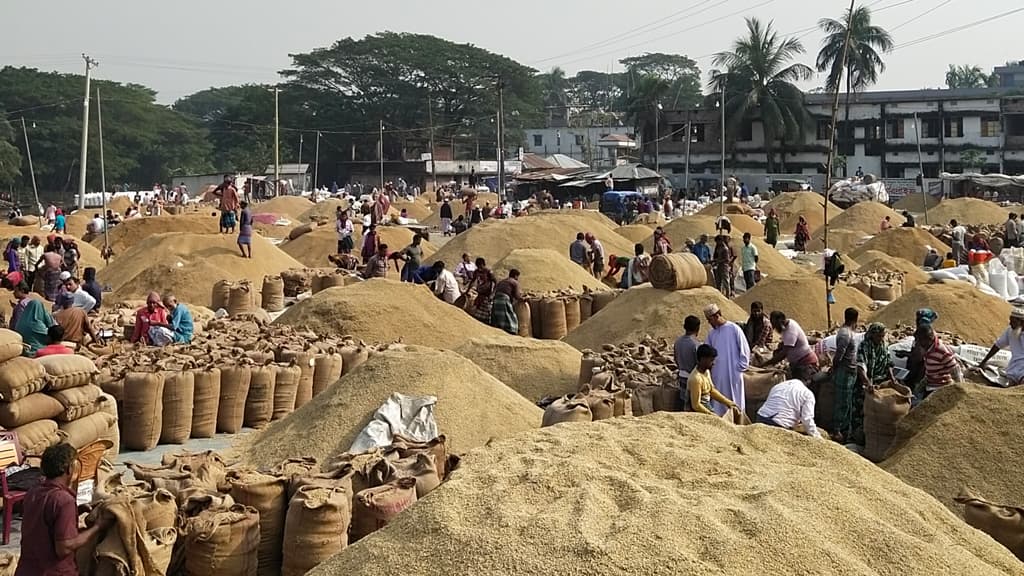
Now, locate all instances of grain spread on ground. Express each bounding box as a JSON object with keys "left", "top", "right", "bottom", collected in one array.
[
  {"left": 883, "top": 384, "right": 1024, "bottom": 519},
  {"left": 853, "top": 251, "right": 930, "bottom": 290},
  {"left": 308, "top": 413, "right": 1023, "bottom": 576},
  {"left": 562, "top": 286, "right": 746, "bottom": 351},
  {"left": 850, "top": 227, "right": 951, "bottom": 264},
  {"left": 926, "top": 197, "right": 1010, "bottom": 226},
  {"left": 281, "top": 225, "right": 438, "bottom": 268},
  {"left": 240, "top": 346, "right": 542, "bottom": 467},
  {"left": 255, "top": 196, "right": 316, "bottom": 220},
  {"left": 454, "top": 335, "right": 582, "bottom": 401},
  {"left": 764, "top": 192, "right": 842, "bottom": 232},
  {"left": 735, "top": 275, "right": 873, "bottom": 332},
  {"left": 100, "top": 232, "right": 303, "bottom": 307},
  {"left": 492, "top": 249, "right": 610, "bottom": 293},
  {"left": 870, "top": 282, "right": 1011, "bottom": 345},
  {"left": 273, "top": 279, "right": 504, "bottom": 347},
  {"left": 92, "top": 214, "right": 220, "bottom": 255}
]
